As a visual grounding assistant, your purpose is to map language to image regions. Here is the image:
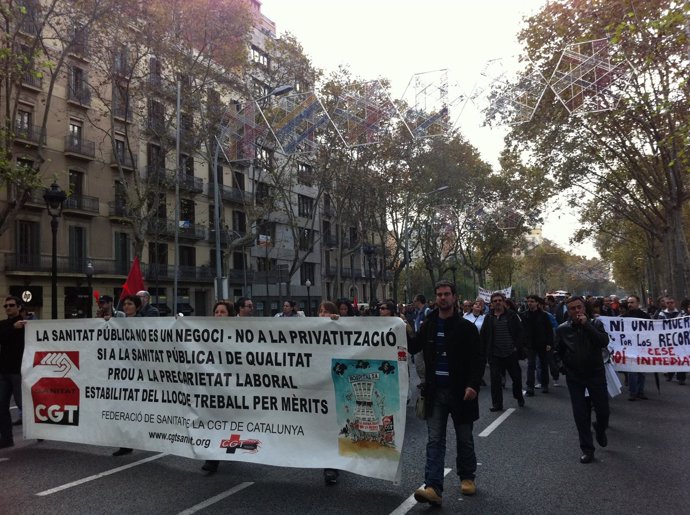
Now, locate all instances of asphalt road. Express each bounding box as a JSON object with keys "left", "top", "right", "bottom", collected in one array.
[{"left": 2, "top": 369, "right": 689, "bottom": 514}]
